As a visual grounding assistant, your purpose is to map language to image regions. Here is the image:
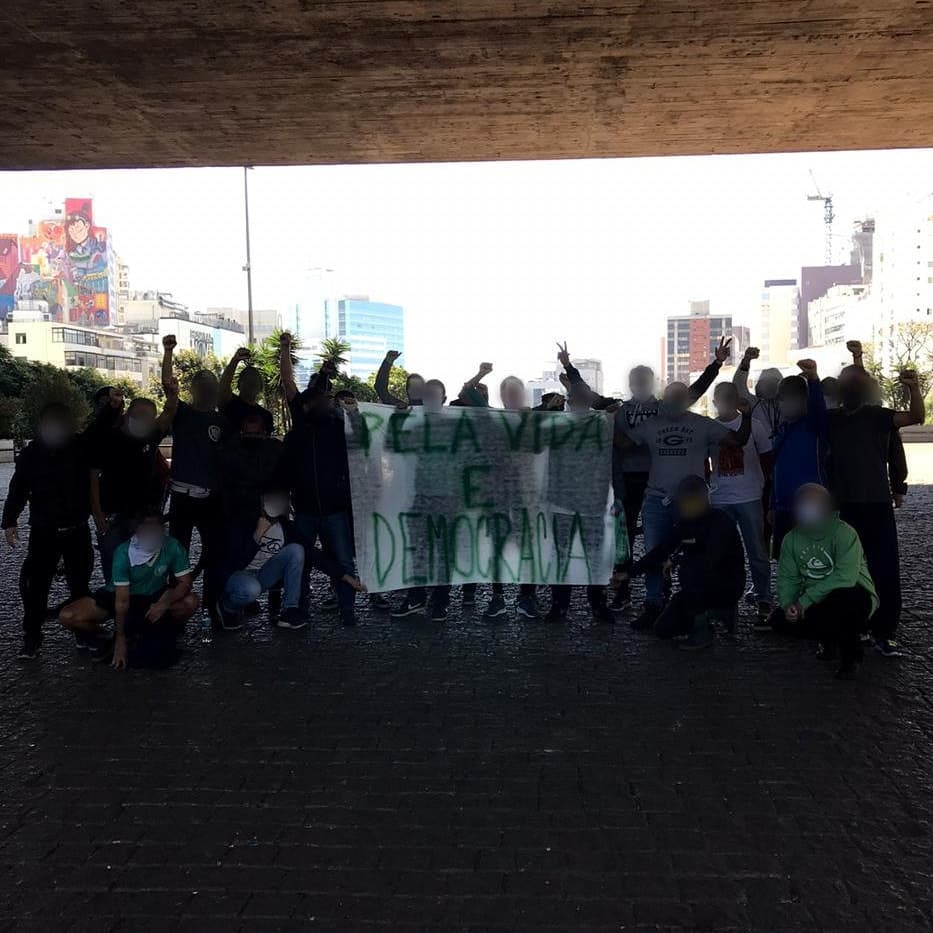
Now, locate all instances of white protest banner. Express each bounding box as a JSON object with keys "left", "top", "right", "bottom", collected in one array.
[{"left": 345, "top": 403, "right": 617, "bottom": 592}]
